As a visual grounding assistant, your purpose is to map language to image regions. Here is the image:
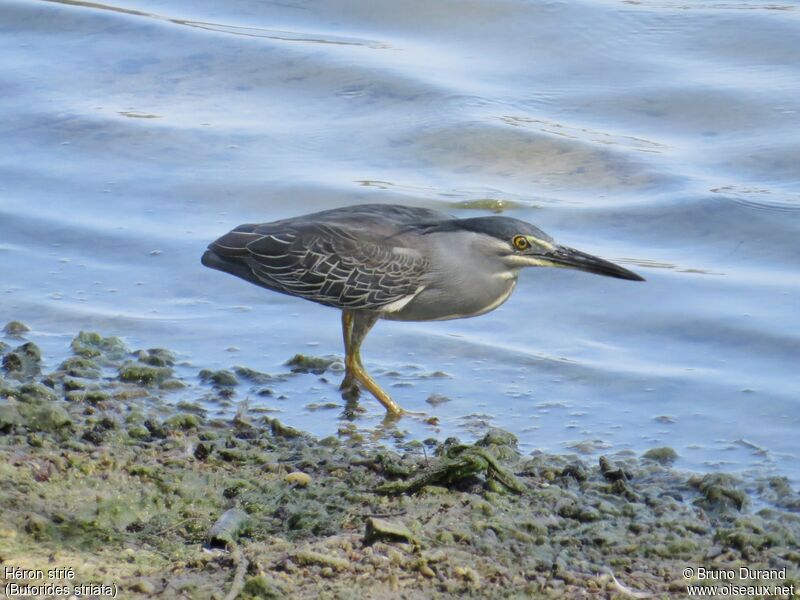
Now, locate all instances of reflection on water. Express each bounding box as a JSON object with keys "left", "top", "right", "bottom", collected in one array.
[{"left": 1, "top": 0, "right": 799, "bottom": 483}]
